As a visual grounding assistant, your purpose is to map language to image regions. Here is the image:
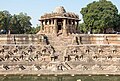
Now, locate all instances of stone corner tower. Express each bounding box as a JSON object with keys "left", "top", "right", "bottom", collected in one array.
[{"left": 37, "top": 6, "right": 80, "bottom": 36}]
